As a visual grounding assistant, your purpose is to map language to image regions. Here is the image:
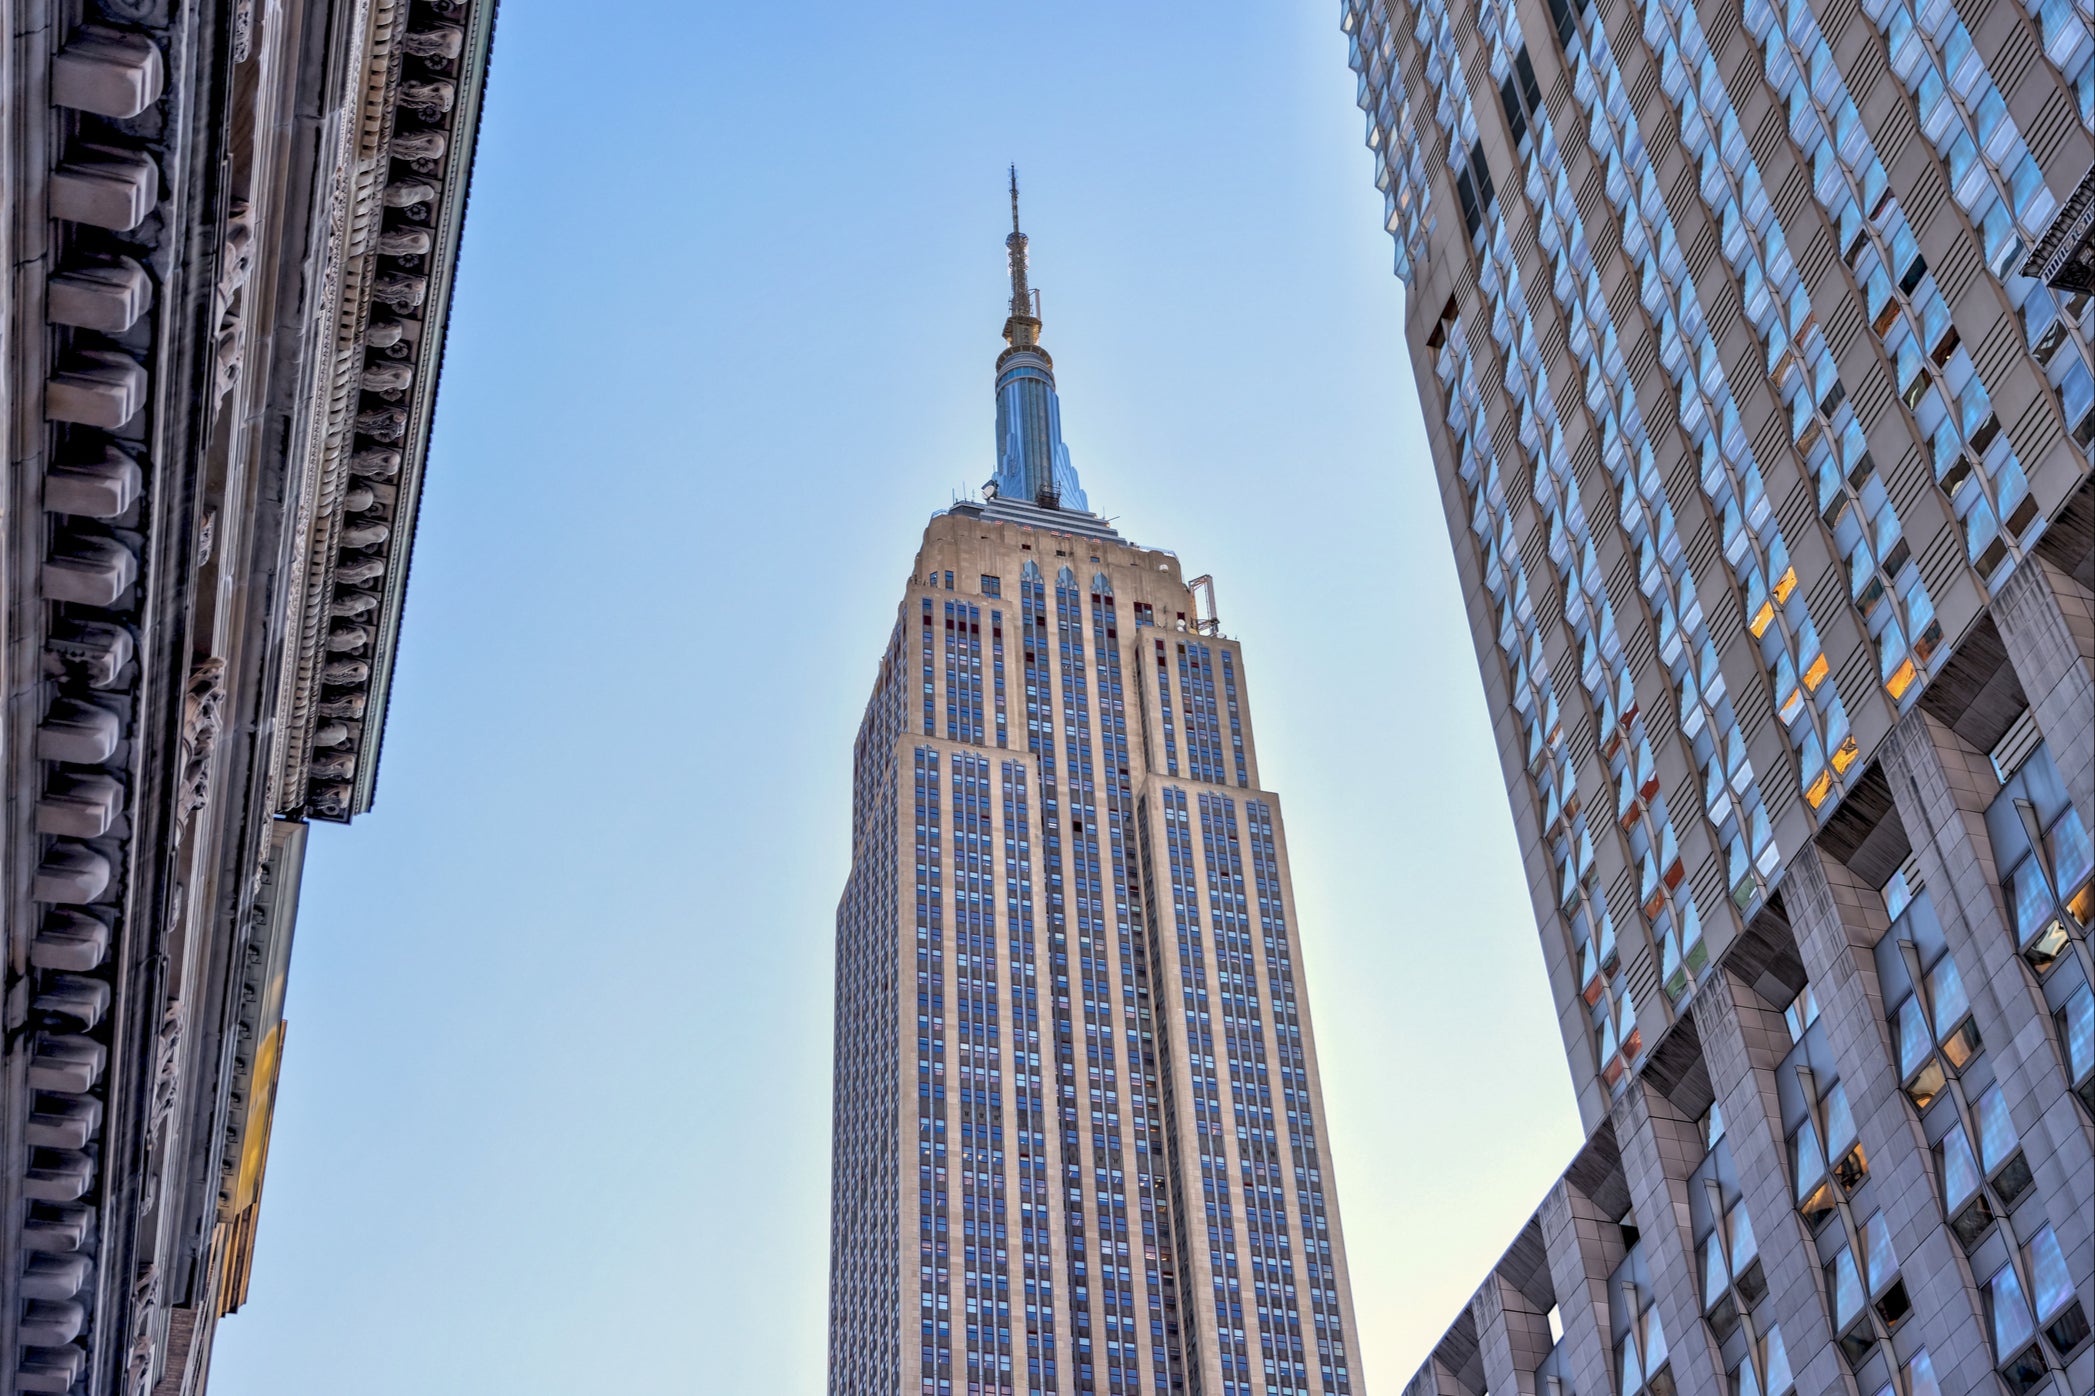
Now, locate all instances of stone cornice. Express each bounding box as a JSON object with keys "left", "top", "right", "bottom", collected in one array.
[
  {"left": 271, "top": 0, "right": 496, "bottom": 823},
  {"left": 350, "top": 0, "right": 498, "bottom": 819}
]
